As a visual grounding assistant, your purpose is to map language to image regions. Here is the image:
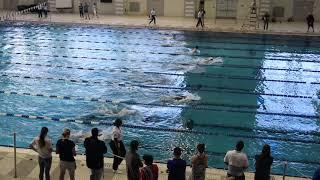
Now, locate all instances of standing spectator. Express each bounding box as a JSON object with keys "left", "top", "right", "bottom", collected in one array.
[
  {"left": 254, "top": 144, "right": 273, "bottom": 180},
  {"left": 307, "top": 13, "right": 315, "bottom": 32},
  {"left": 313, "top": 167, "right": 320, "bottom": 180},
  {"left": 263, "top": 12, "right": 270, "bottom": 30},
  {"left": 201, "top": 8, "right": 206, "bottom": 27},
  {"left": 84, "top": 2, "right": 90, "bottom": 20},
  {"left": 37, "top": 4, "right": 43, "bottom": 18},
  {"left": 149, "top": 8, "right": 156, "bottom": 25},
  {"left": 224, "top": 141, "right": 249, "bottom": 180},
  {"left": 167, "top": 147, "right": 187, "bottom": 180},
  {"left": 56, "top": 129, "right": 77, "bottom": 180},
  {"left": 84, "top": 128, "right": 108, "bottom": 180},
  {"left": 43, "top": 2, "right": 48, "bottom": 18},
  {"left": 79, "top": 3, "right": 84, "bottom": 18},
  {"left": 140, "top": 154, "right": 159, "bottom": 180},
  {"left": 29, "top": 127, "right": 53, "bottom": 180},
  {"left": 196, "top": 9, "right": 203, "bottom": 28},
  {"left": 109, "top": 118, "right": 126, "bottom": 172},
  {"left": 190, "top": 144, "right": 208, "bottom": 180},
  {"left": 92, "top": 2, "right": 98, "bottom": 18},
  {"left": 125, "top": 140, "right": 143, "bottom": 180}
]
